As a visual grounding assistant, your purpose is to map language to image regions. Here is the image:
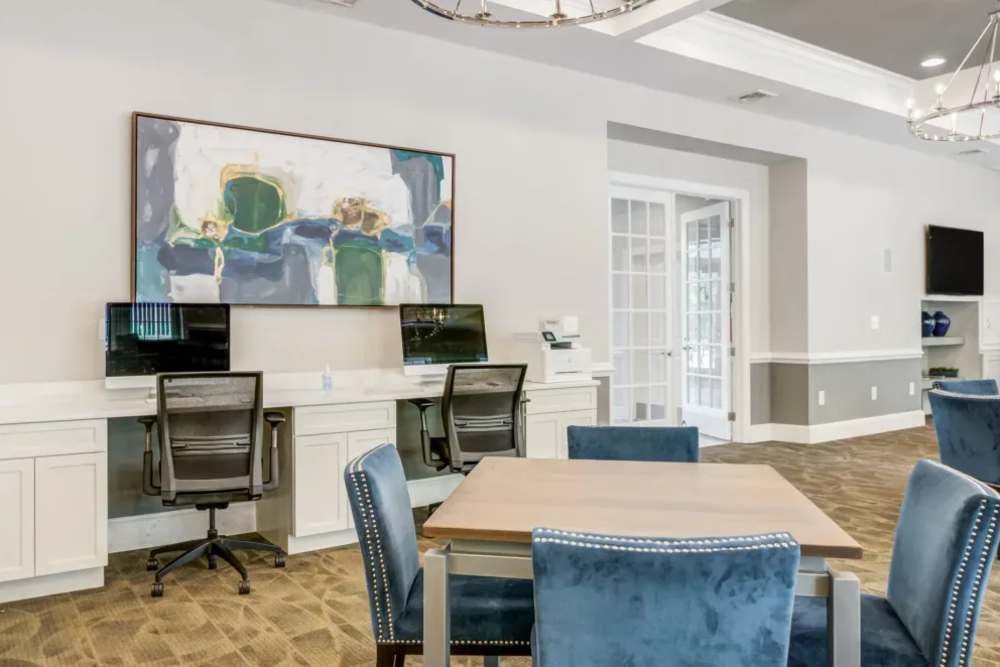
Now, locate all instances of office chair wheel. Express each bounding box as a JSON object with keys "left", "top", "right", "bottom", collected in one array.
[
  {"left": 151, "top": 581, "right": 164, "bottom": 597},
  {"left": 274, "top": 554, "right": 286, "bottom": 568},
  {"left": 238, "top": 580, "right": 251, "bottom": 595},
  {"left": 145, "top": 557, "right": 159, "bottom": 571}
]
